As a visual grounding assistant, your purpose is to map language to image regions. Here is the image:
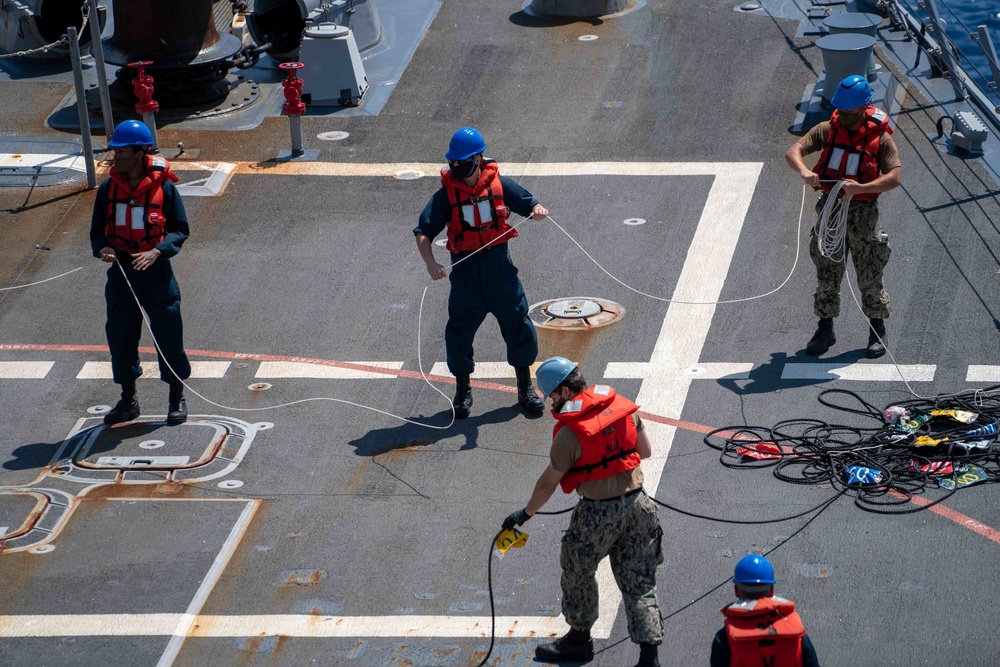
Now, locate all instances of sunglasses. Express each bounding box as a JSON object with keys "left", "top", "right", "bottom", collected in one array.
[{"left": 448, "top": 157, "right": 477, "bottom": 169}]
